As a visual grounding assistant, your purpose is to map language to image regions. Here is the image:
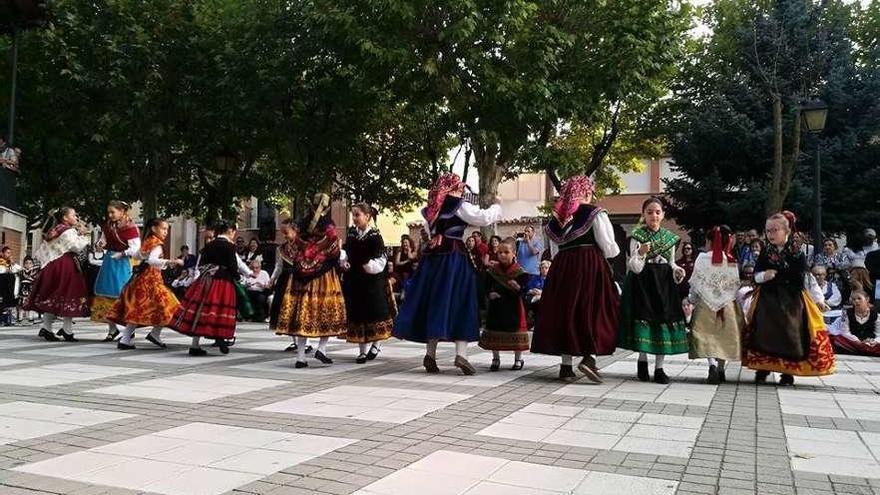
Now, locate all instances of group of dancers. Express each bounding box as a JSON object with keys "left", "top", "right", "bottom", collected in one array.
[{"left": 19, "top": 173, "right": 838, "bottom": 385}]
